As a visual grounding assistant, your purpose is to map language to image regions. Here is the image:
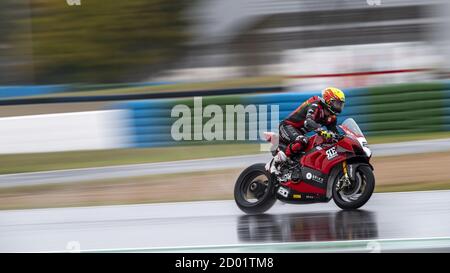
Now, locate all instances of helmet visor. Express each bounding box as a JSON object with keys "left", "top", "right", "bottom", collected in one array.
[{"left": 331, "top": 100, "right": 344, "bottom": 114}]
